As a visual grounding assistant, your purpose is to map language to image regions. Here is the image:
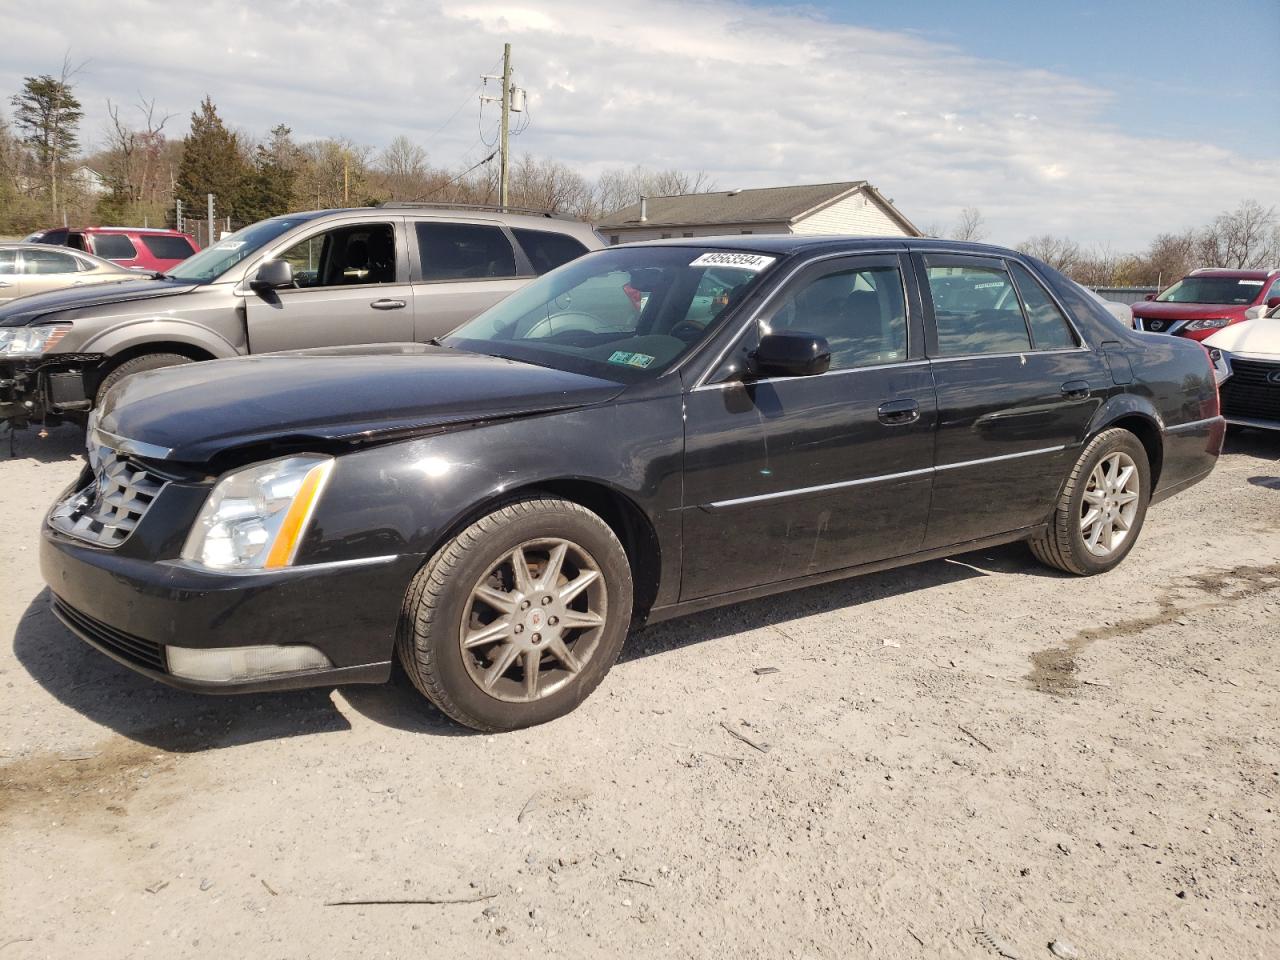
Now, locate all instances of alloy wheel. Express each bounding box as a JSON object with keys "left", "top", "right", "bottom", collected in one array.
[
  {"left": 1079, "top": 451, "right": 1141, "bottom": 557},
  {"left": 458, "top": 538, "right": 608, "bottom": 703}
]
